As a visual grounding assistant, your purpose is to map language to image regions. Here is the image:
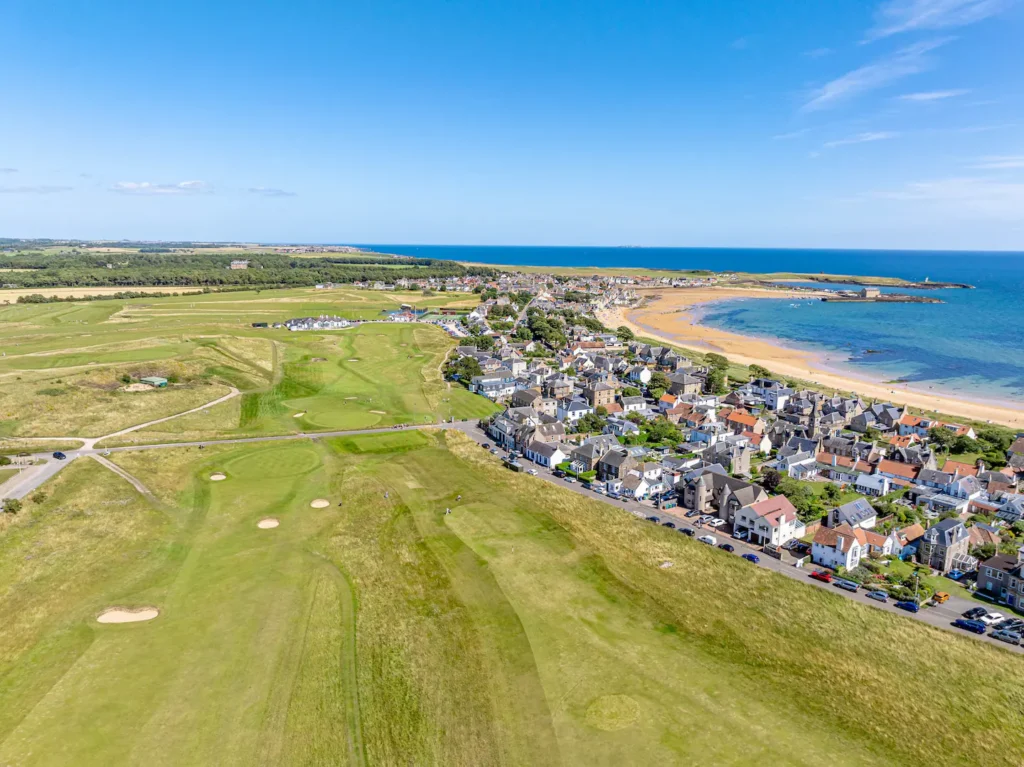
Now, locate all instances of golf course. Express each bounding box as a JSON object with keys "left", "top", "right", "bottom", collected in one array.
[{"left": 2, "top": 288, "right": 1024, "bottom": 765}]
